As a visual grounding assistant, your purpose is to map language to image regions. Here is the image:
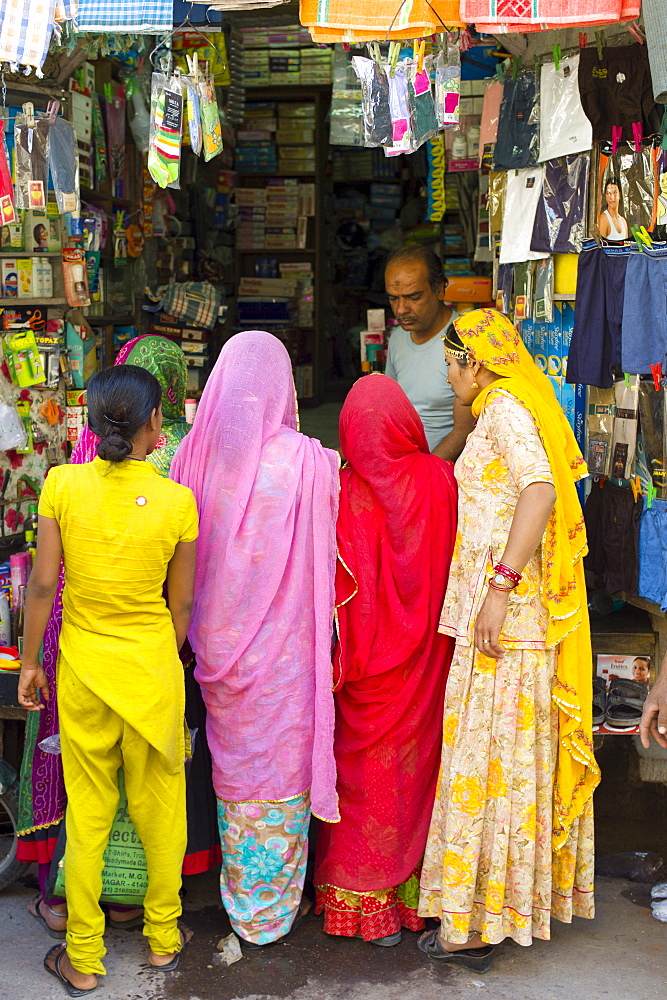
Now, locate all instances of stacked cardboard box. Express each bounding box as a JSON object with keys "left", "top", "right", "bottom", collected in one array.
[
  {"left": 277, "top": 103, "right": 317, "bottom": 174},
  {"left": 280, "top": 261, "right": 314, "bottom": 328},
  {"left": 236, "top": 180, "right": 315, "bottom": 252},
  {"left": 236, "top": 189, "right": 268, "bottom": 250},
  {"left": 270, "top": 50, "right": 300, "bottom": 86},
  {"left": 300, "top": 48, "right": 333, "bottom": 85}
]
